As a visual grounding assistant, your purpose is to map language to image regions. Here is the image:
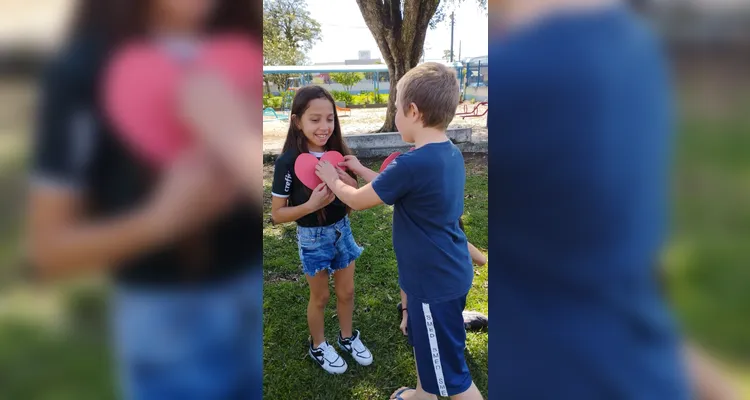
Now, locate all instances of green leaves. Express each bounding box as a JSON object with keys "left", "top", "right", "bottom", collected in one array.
[
  {"left": 263, "top": 0, "right": 323, "bottom": 91},
  {"left": 329, "top": 73, "right": 366, "bottom": 93}
]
